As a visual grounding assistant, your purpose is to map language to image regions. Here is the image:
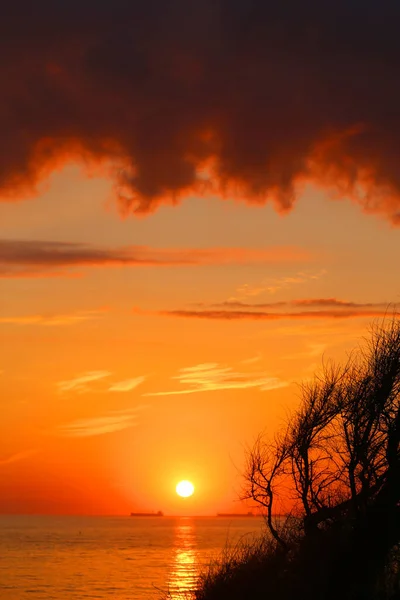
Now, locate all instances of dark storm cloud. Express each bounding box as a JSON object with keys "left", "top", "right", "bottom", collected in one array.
[{"left": 1, "top": 1, "right": 400, "bottom": 220}]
